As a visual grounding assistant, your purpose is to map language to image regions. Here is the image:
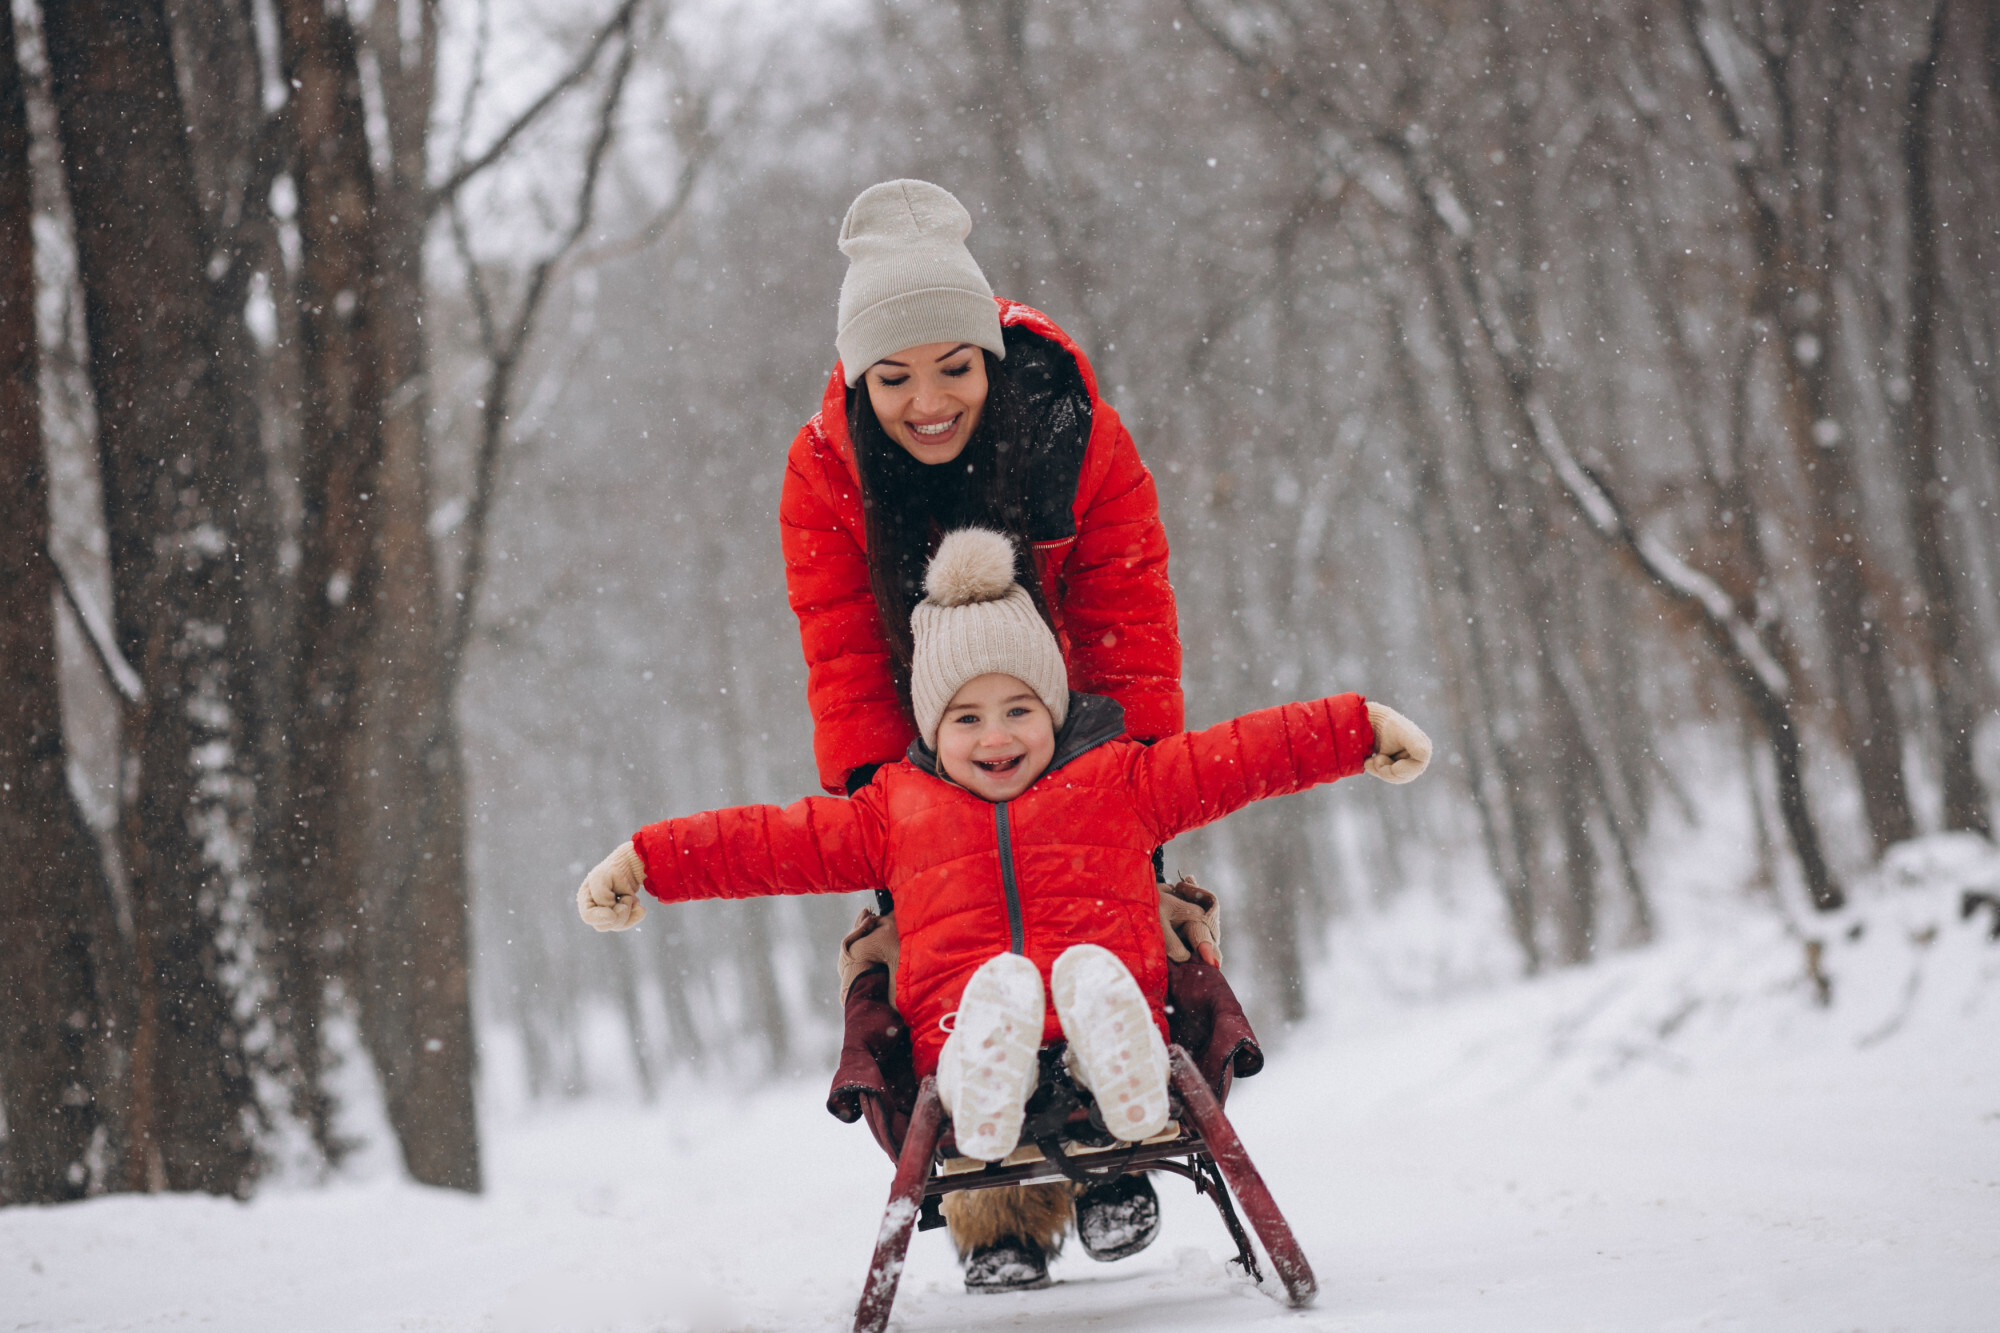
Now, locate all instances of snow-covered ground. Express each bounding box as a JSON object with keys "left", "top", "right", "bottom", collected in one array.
[{"left": 7, "top": 835, "right": 1999, "bottom": 1332}]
